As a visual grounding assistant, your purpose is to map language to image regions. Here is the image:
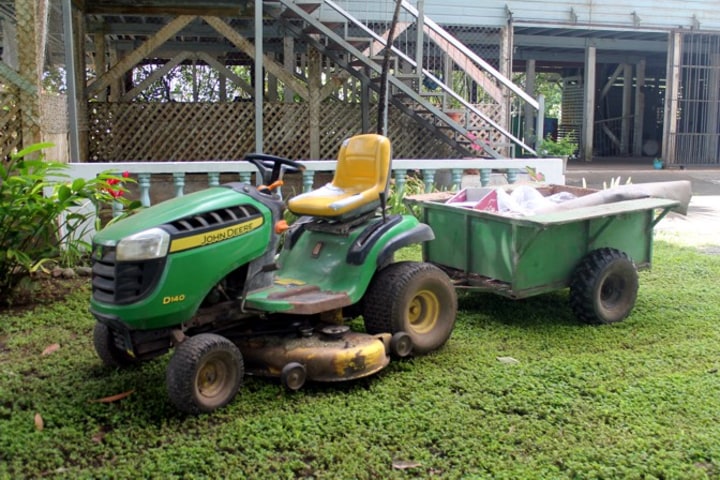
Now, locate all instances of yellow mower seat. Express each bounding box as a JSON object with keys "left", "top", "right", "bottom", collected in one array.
[{"left": 288, "top": 134, "right": 391, "bottom": 220}]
